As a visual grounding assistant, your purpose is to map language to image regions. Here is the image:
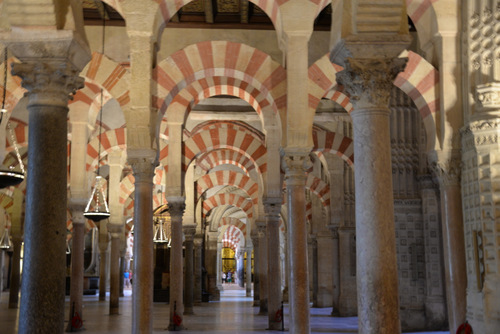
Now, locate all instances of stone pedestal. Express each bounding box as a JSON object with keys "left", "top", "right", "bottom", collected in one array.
[
  {"left": 167, "top": 198, "right": 186, "bottom": 331},
  {"left": 336, "top": 57, "right": 407, "bottom": 333},
  {"left": 282, "top": 150, "right": 311, "bottom": 334},
  {"left": 130, "top": 157, "right": 156, "bottom": 333},
  {"left": 11, "top": 55, "right": 88, "bottom": 333}
]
